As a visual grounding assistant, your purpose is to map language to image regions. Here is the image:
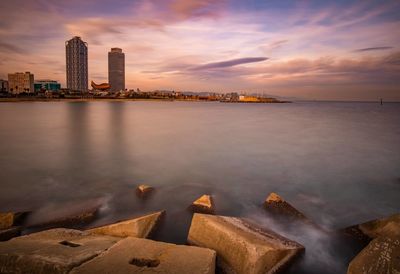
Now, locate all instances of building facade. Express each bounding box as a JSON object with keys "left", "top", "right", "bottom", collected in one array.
[
  {"left": 8, "top": 72, "right": 34, "bottom": 94},
  {"left": 34, "top": 80, "right": 61, "bottom": 92},
  {"left": 0, "top": 79, "right": 8, "bottom": 93},
  {"left": 108, "top": 48, "right": 125, "bottom": 92},
  {"left": 66, "top": 36, "right": 88, "bottom": 92}
]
